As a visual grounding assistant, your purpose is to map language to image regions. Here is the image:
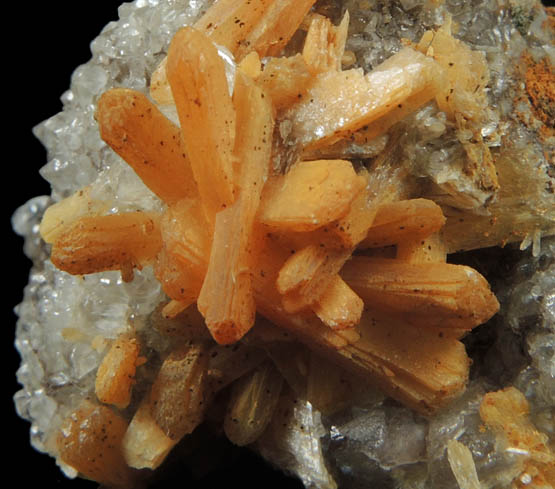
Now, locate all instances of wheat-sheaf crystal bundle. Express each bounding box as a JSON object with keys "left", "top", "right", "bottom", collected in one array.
[{"left": 16, "top": 0, "right": 555, "bottom": 488}]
